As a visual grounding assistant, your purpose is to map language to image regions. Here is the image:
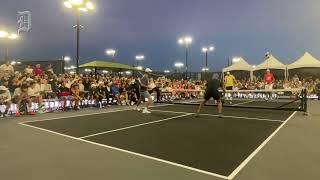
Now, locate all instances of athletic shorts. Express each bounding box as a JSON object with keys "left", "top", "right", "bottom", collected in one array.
[
  {"left": 140, "top": 91, "right": 152, "bottom": 99},
  {"left": 204, "top": 91, "right": 221, "bottom": 101},
  {"left": 226, "top": 86, "right": 233, "bottom": 90},
  {"left": 265, "top": 84, "right": 273, "bottom": 90}
]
